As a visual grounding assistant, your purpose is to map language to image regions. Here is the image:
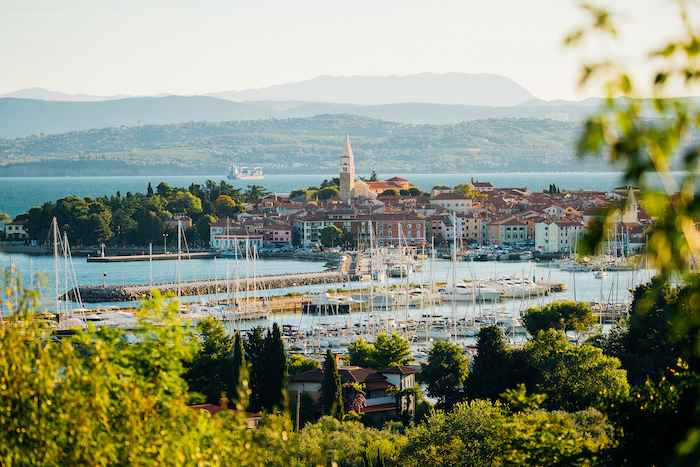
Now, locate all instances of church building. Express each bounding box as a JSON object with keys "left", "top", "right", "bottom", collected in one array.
[{"left": 339, "top": 135, "right": 417, "bottom": 201}]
